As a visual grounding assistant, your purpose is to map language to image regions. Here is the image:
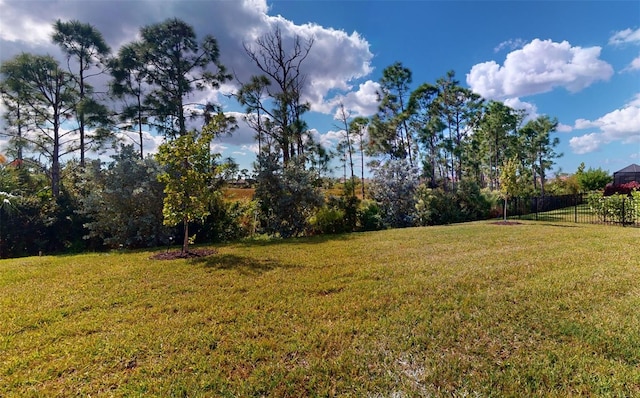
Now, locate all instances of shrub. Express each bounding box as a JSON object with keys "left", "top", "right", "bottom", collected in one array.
[
  {"left": 603, "top": 181, "right": 640, "bottom": 196},
  {"left": 369, "top": 159, "right": 420, "bottom": 228},
  {"left": 357, "top": 200, "right": 384, "bottom": 231},
  {"left": 309, "top": 206, "right": 346, "bottom": 235},
  {"left": 587, "top": 192, "right": 637, "bottom": 224}
]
